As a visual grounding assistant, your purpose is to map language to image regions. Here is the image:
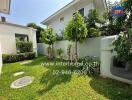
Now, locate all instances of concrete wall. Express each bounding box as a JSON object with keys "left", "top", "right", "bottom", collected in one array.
[
  {"left": 0, "top": 23, "right": 37, "bottom": 55},
  {"left": 100, "top": 36, "right": 132, "bottom": 84},
  {"left": 37, "top": 37, "right": 105, "bottom": 59},
  {"left": 0, "top": 41, "right": 2, "bottom": 74}
]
